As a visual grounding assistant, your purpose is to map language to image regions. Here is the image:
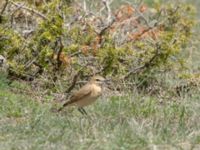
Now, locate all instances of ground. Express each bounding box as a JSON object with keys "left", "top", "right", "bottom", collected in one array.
[{"left": 0, "top": 75, "right": 200, "bottom": 150}]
